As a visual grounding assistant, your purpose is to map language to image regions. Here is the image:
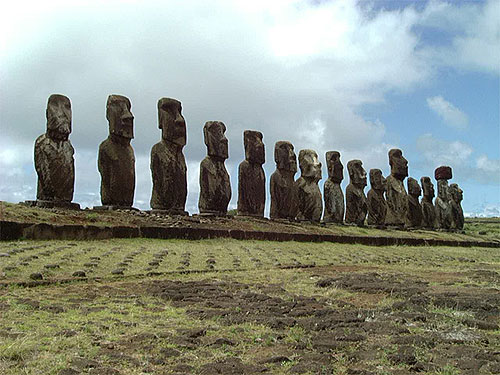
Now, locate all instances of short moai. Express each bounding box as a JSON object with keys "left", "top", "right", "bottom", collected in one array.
[
  {"left": 385, "top": 148, "right": 409, "bottom": 227},
  {"left": 449, "top": 183, "right": 464, "bottom": 230},
  {"left": 367, "top": 168, "right": 386, "bottom": 226},
  {"left": 97, "top": 95, "right": 136, "bottom": 209},
  {"left": 32, "top": 94, "right": 79, "bottom": 209},
  {"left": 237, "top": 130, "right": 265, "bottom": 217},
  {"left": 198, "top": 121, "right": 231, "bottom": 216},
  {"left": 150, "top": 98, "right": 188, "bottom": 215},
  {"left": 407, "top": 177, "right": 423, "bottom": 228},
  {"left": 345, "top": 160, "right": 368, "bottom": 225},
  {"left": 420, "top": 177, "right": 437, "bottom": 229},
  {"left": 323, "top": 151, "right": 345, "bottom": 223},
  {"left": 434, "top": 166, "right": 453, "bottom": 230},
  {"left": 270, "top": 141, "right": 297, "bottom": 220},
  {"left": 295, "top": 149, "right": 323, "bottom": 222}
]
